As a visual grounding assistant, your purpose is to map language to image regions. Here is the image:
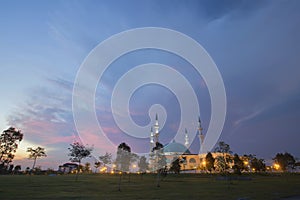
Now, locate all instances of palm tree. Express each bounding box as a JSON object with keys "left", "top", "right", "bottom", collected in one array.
[{"left": 27, "top": 146, "right": 46, "bottom": 173}]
